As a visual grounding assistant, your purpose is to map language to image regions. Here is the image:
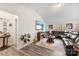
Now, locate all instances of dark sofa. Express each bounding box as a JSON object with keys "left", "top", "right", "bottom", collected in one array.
[
  {"left": 60, "top": 32, "right": 79, "bottom": 56},
  {"left": 47, "top": 31, "right": 79, "bottom": 55},
  {"left": 39, "top": 31, "right": 79, "bottom": 56}
]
